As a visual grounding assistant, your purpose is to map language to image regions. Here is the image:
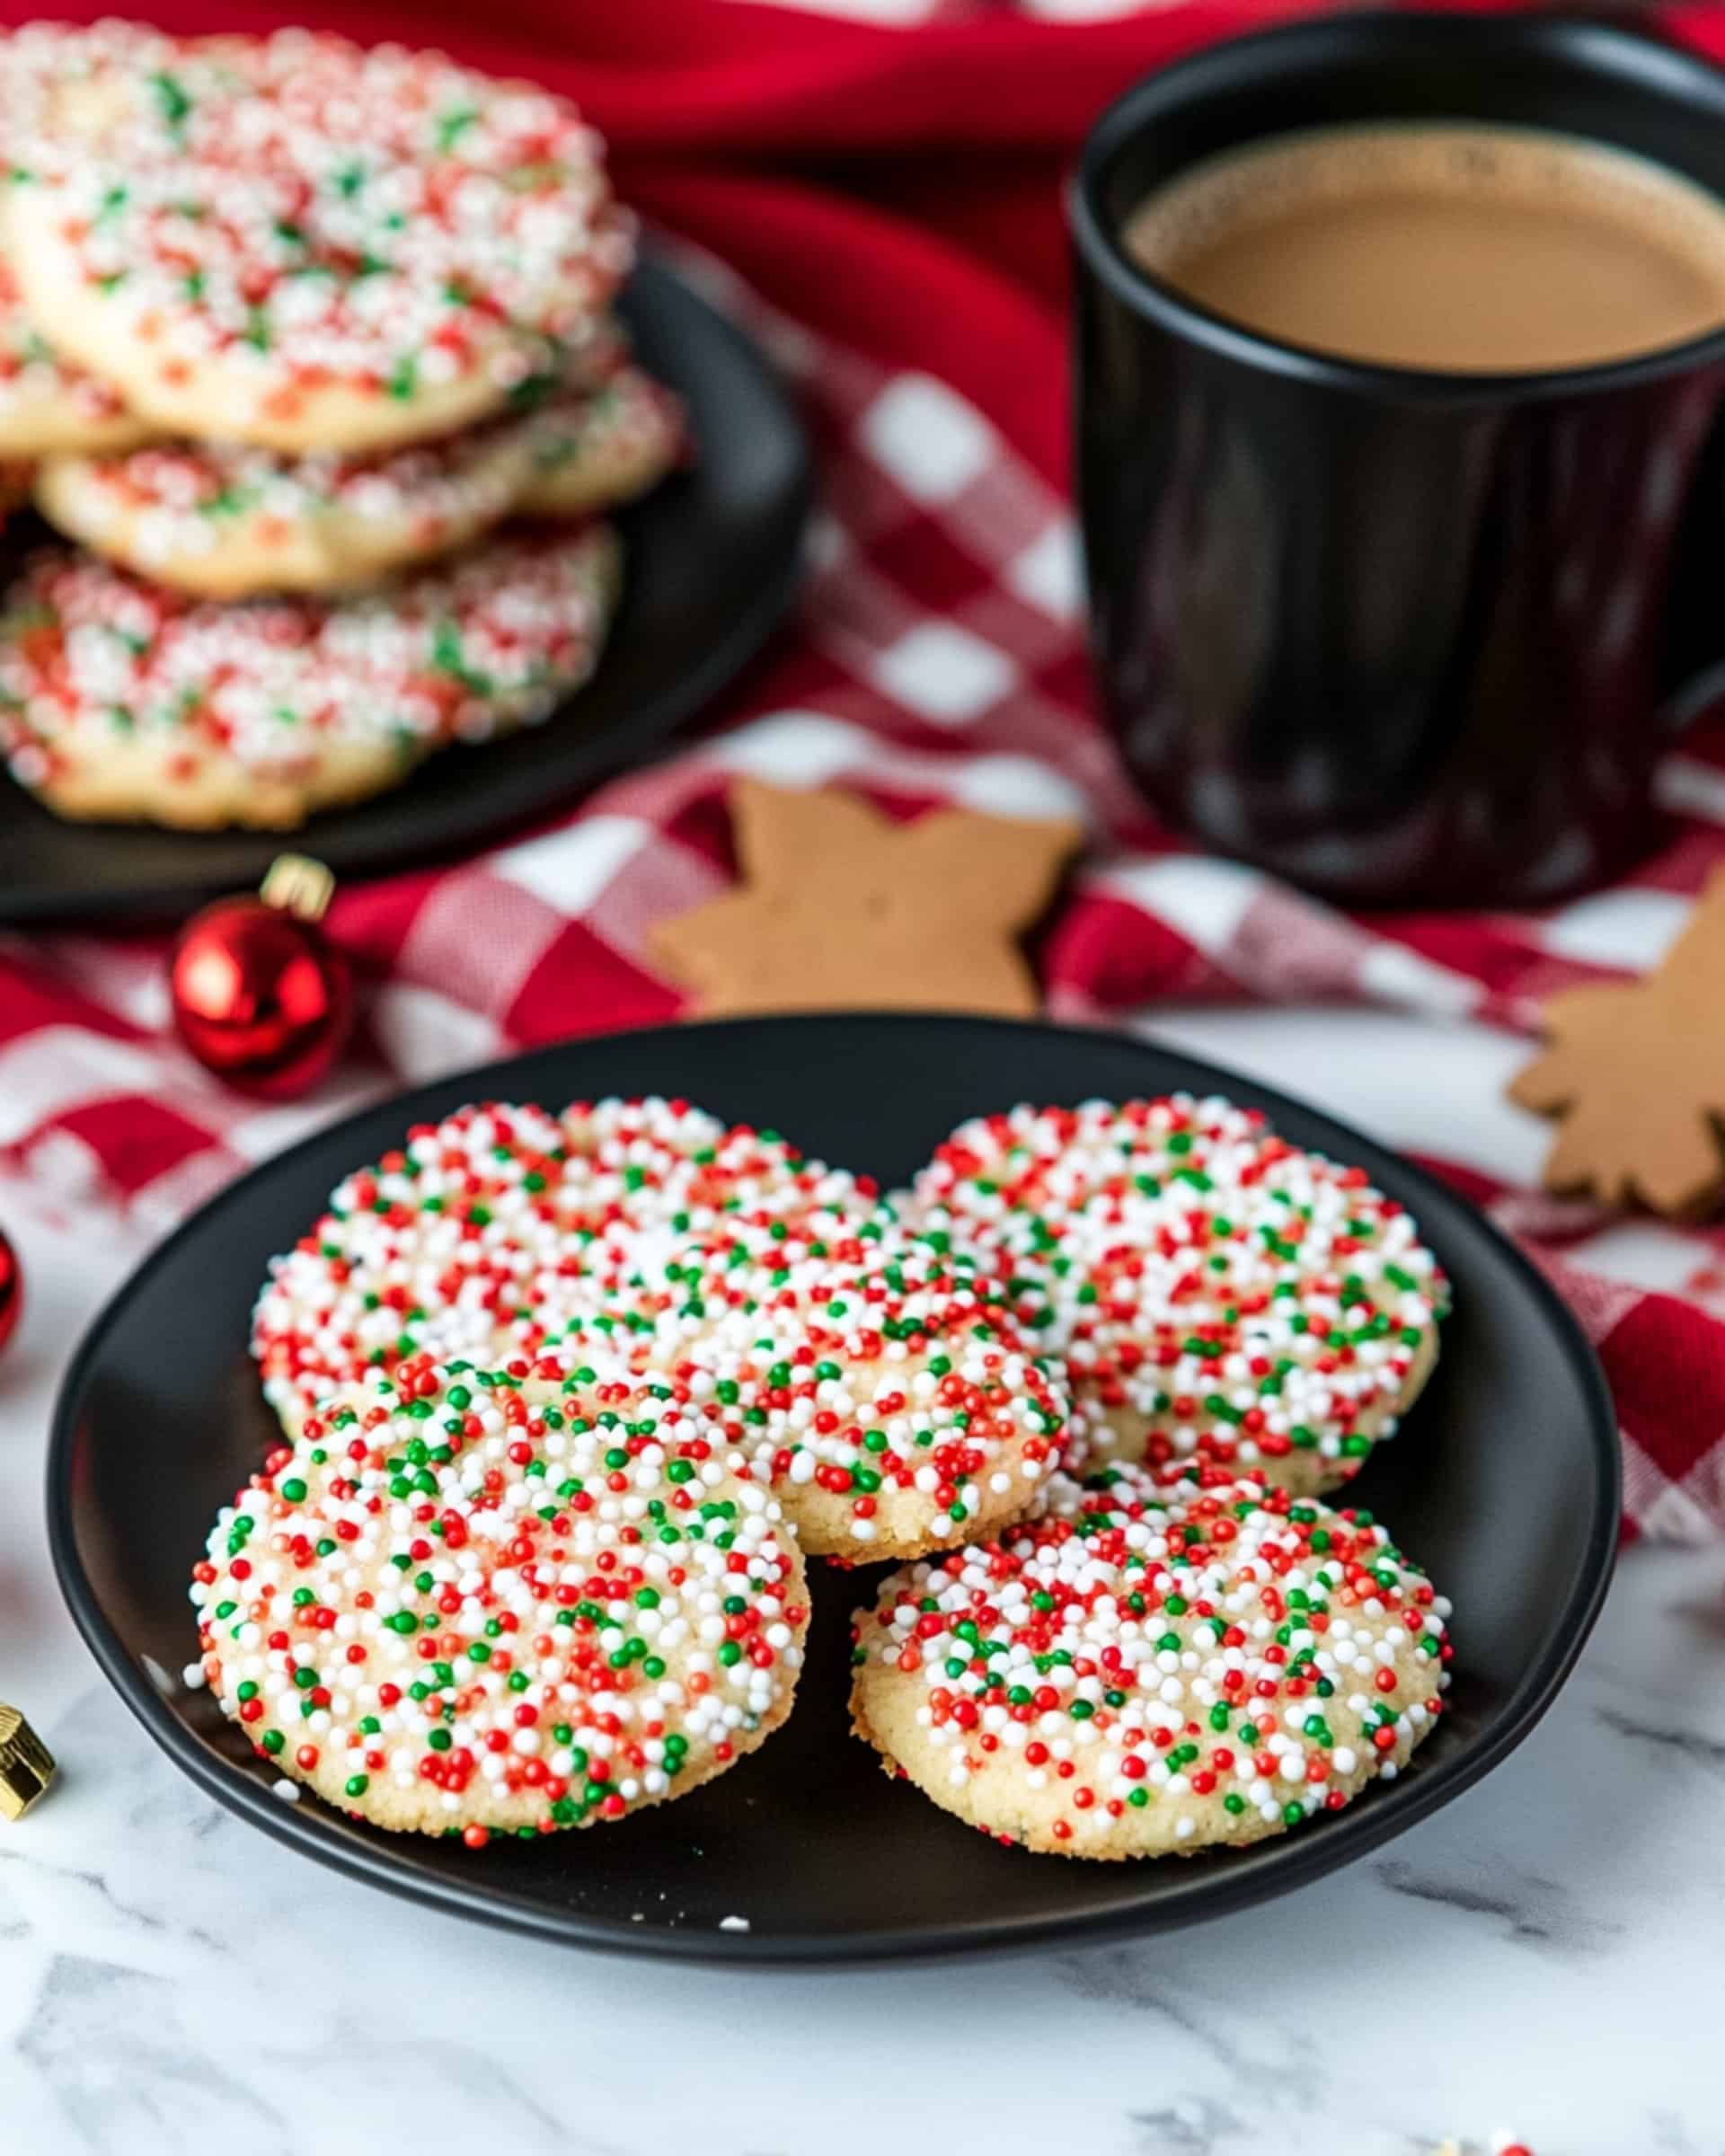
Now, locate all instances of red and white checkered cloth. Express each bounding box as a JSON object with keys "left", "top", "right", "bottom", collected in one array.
[{"left": 5, "top": 0, "right": 1725, "bottom": 1541}]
